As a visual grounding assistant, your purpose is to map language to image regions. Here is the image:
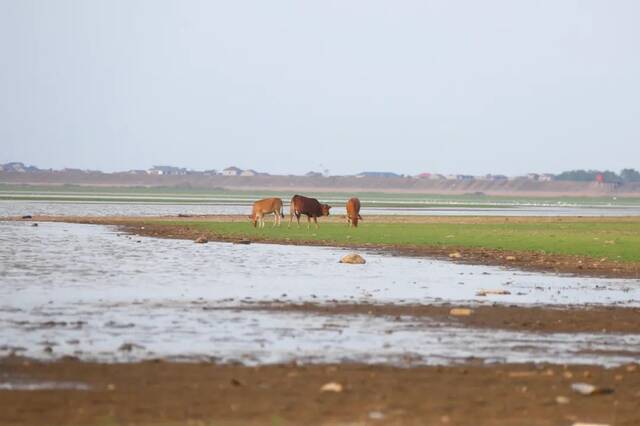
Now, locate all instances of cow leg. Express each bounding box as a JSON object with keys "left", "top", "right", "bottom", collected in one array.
[
  {"left": 314, "top": 216, "right": 319, "bottom": 229},
  {"left": 307, "top": 216, "right": 311, "bottom": 230}
]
